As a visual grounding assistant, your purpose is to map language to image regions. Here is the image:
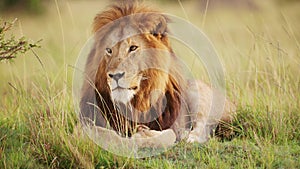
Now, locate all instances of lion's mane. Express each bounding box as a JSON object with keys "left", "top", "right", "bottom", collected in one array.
[{"left": 80, "top": 0, "right": 190, "bottom": 138}]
